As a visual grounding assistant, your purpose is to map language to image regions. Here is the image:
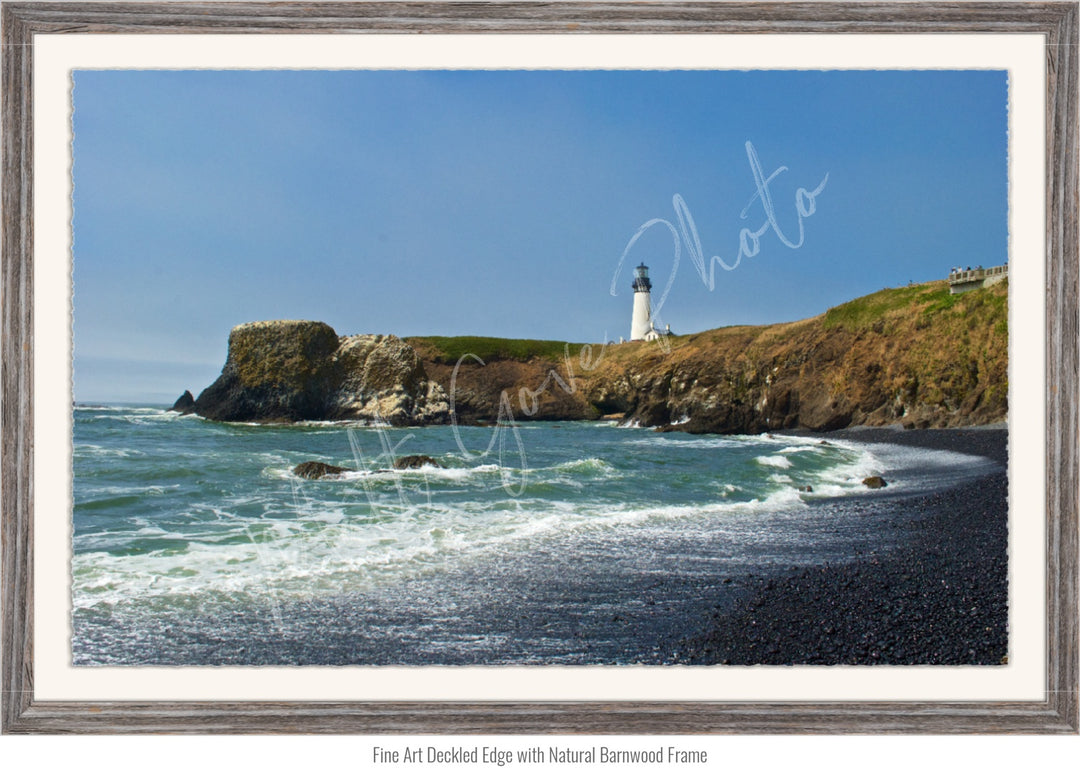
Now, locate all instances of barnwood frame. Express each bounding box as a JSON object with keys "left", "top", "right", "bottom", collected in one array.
[{"left": 2, "top": 1, "right": 1077, "bottom": 734}]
